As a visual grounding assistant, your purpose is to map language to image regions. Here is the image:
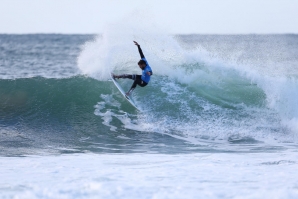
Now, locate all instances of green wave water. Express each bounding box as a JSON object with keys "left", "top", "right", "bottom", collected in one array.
[{"left": 0, "top": 34, "right": 298, "bottom": 156}]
